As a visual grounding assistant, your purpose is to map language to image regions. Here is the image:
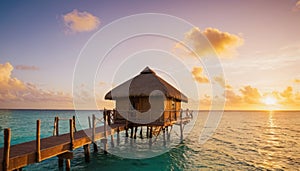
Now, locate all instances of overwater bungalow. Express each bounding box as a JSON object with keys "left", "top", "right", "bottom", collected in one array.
[{"left": 105, "top": 67, "right": 188, "bottom": 127}]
